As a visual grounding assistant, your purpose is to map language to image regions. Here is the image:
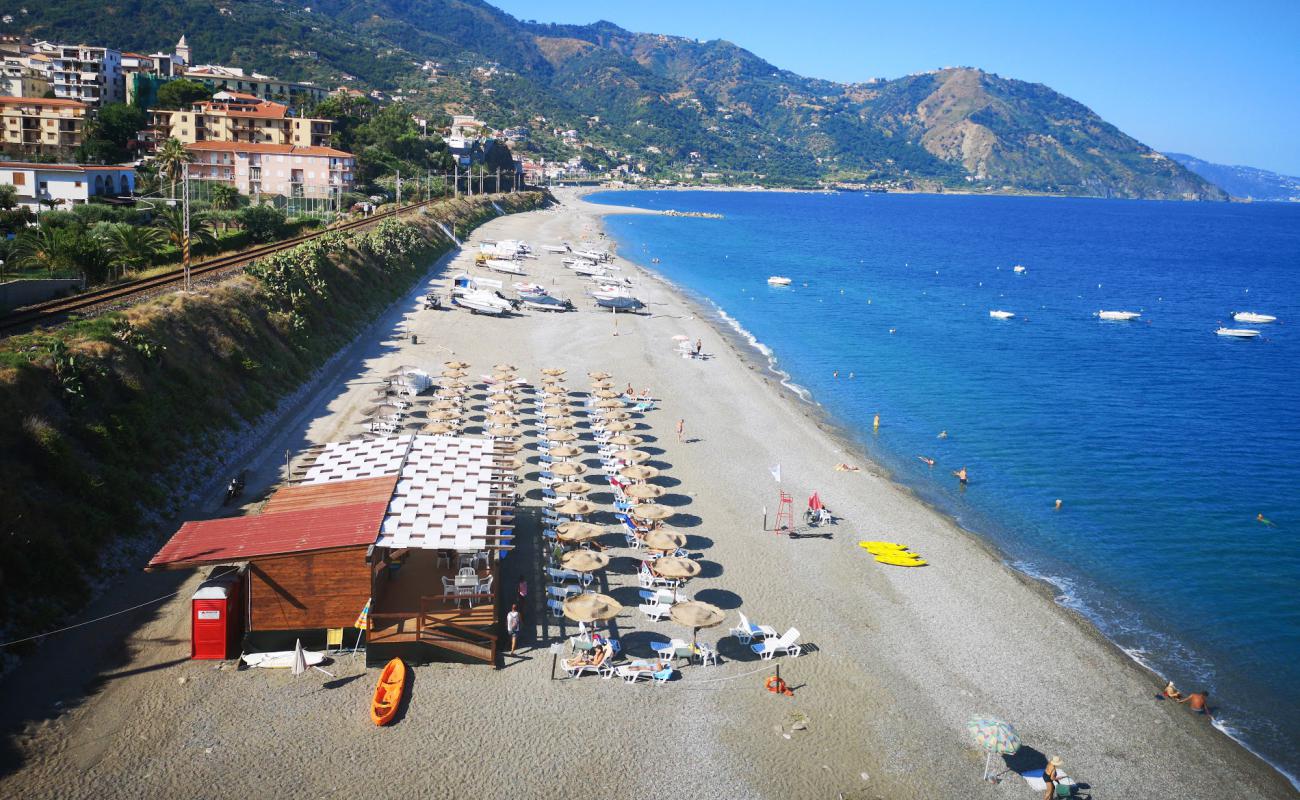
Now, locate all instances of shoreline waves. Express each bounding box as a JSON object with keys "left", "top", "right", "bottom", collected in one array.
[{"left": 582, "top": 187, "right": 1300, "bottom": 792}]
